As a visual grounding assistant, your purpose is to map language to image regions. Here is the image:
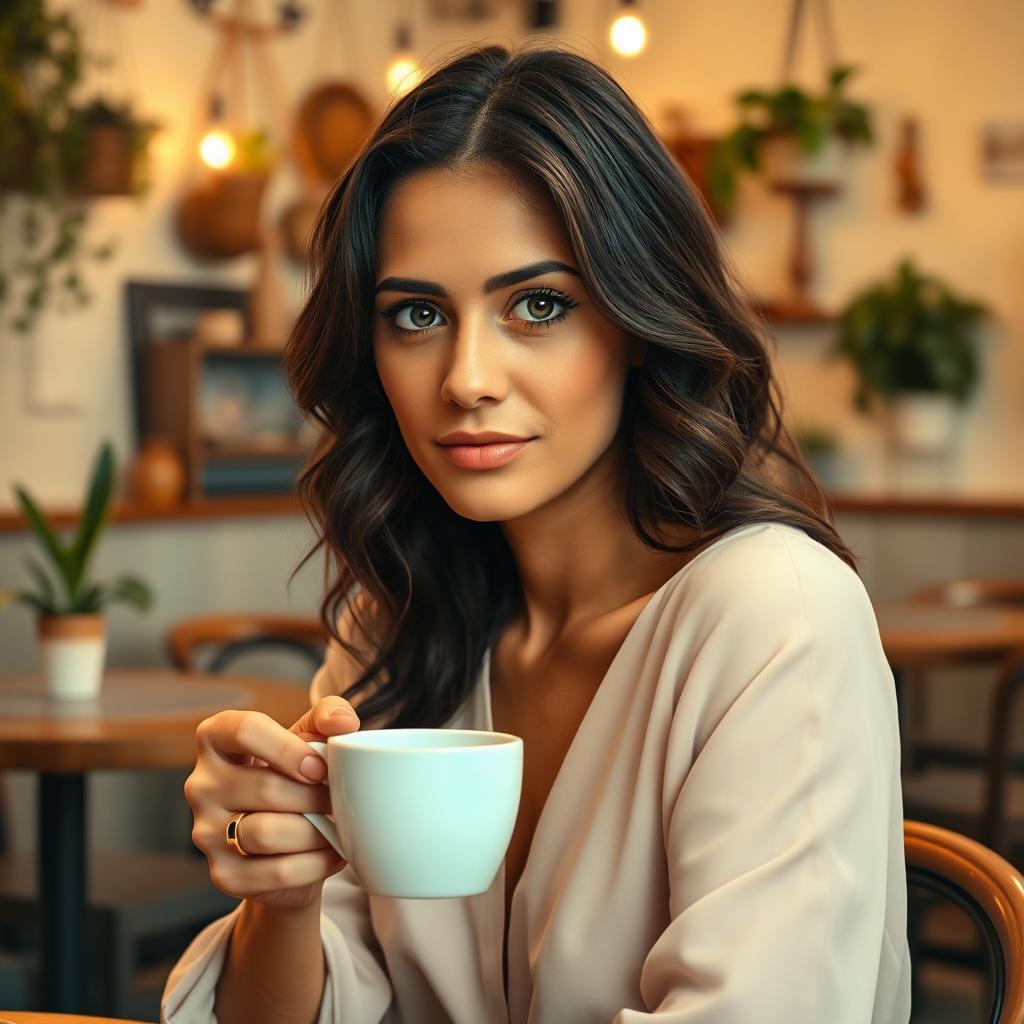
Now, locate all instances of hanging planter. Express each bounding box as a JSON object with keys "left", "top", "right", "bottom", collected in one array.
[
  {"left": 177, "top": 169, "right": 271, "bottom": 261},
  {"left": 758, "top": 129, "right": 851, "bottom": 188},
  {"left": 65, "top": 99, "right": 160, "bottom": 197},
  {"left": 708, "top": 65, "right": 873, "bottom": 211}
]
